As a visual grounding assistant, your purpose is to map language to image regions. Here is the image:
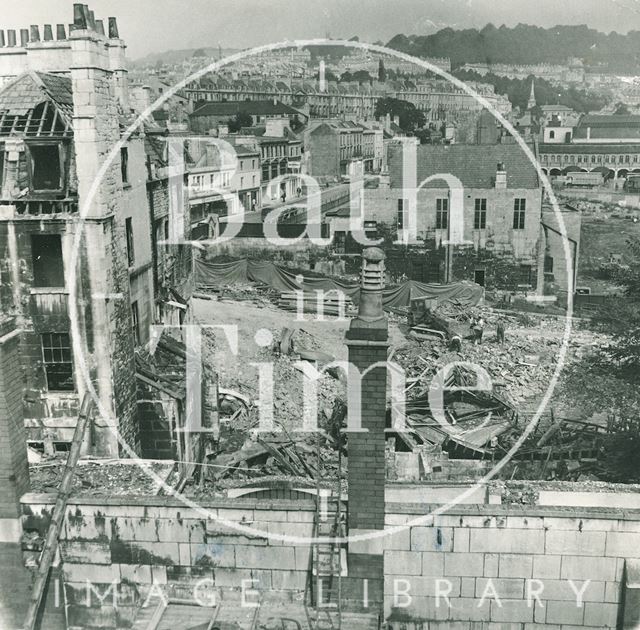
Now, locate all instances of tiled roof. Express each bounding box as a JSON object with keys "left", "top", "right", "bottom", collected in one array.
[
  {"left": 413, "top": 143, "right": 540, "bottom": 189},
  {"left": 190, "top": 100, "right": 300, "bottom": 118}
]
